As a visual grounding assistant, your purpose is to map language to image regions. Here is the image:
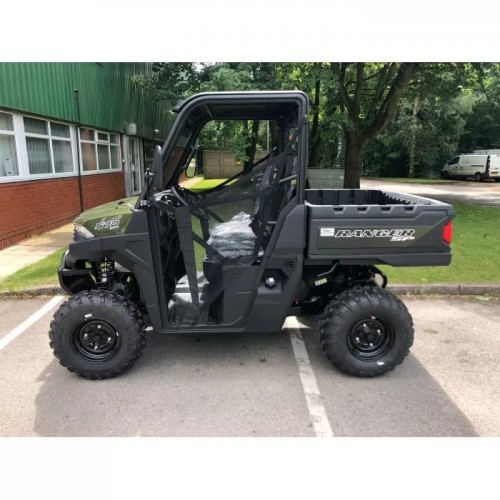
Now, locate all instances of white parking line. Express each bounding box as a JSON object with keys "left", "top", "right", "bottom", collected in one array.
[
  {"left": 0, "top": 296, "right": 64, "bottom": 351},
  {"left": 286, "top": 316, "right": 334, "bottom": 437}
]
